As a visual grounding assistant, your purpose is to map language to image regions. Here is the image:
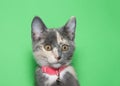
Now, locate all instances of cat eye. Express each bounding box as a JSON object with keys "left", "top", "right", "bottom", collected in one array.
[
  {"left": 44, "top": 45, "right": 52, "bottom": 51},
  {"left": 62, "top": 44, "right": 69, "bottom": 51}
]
